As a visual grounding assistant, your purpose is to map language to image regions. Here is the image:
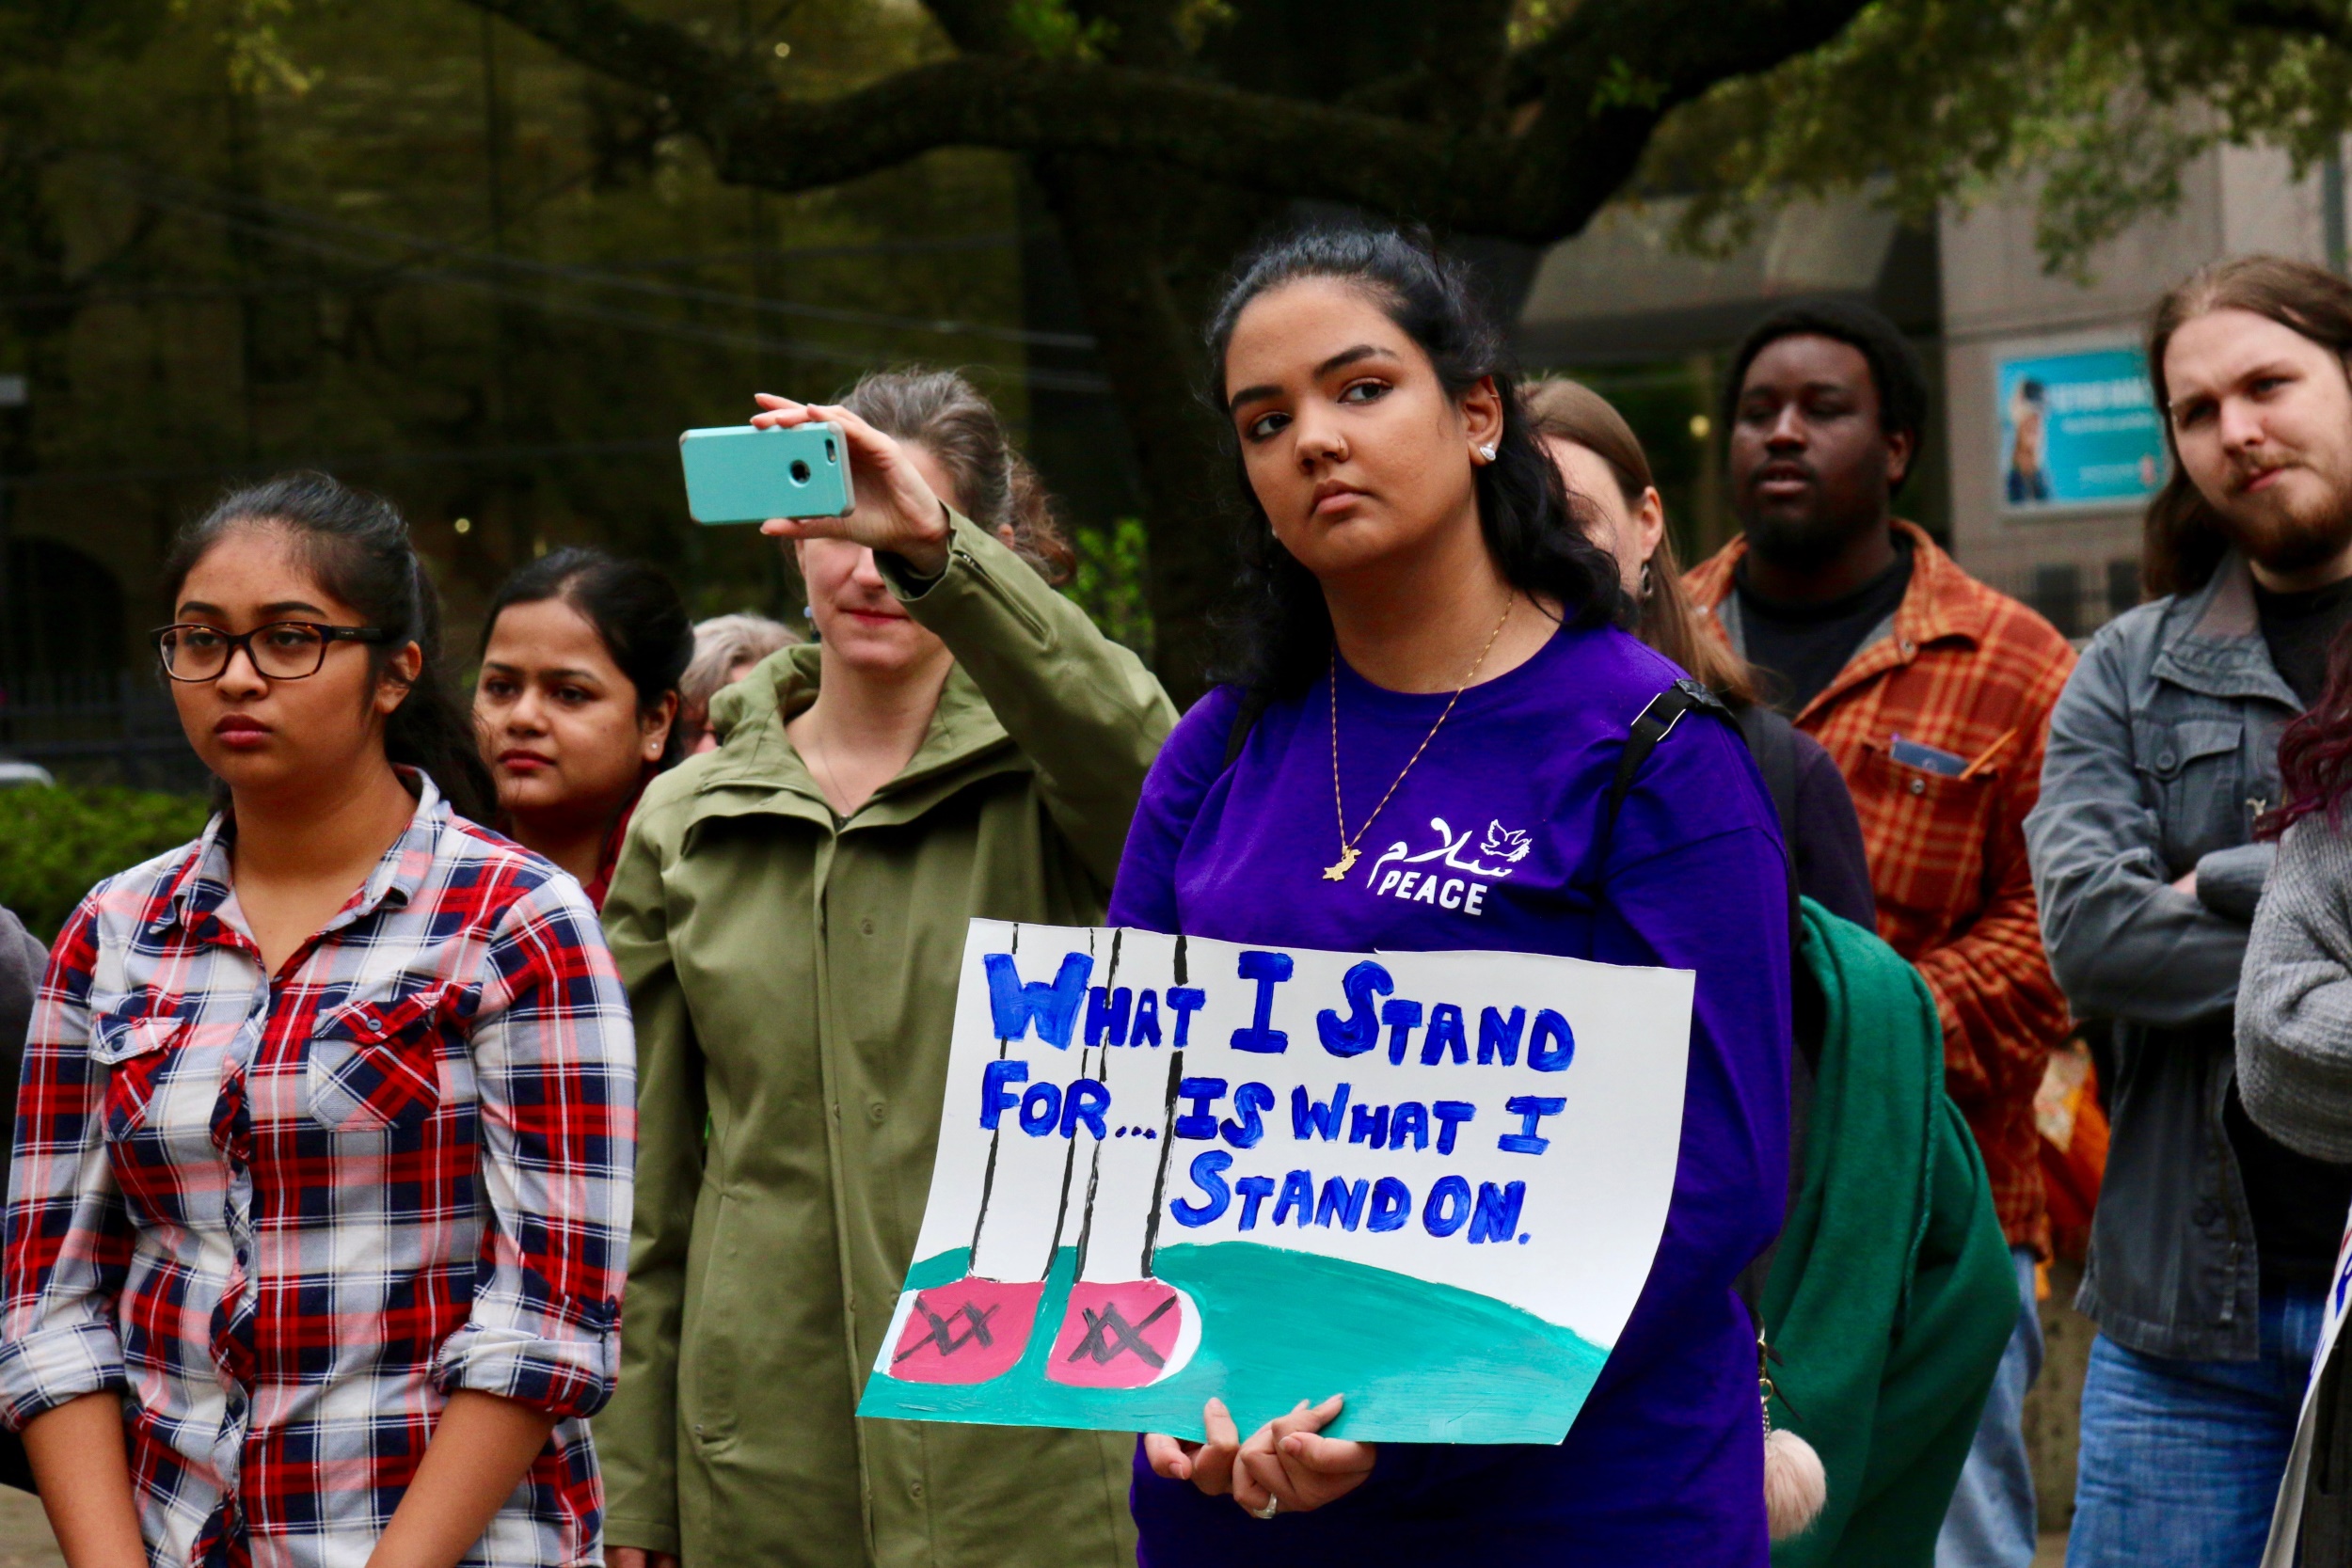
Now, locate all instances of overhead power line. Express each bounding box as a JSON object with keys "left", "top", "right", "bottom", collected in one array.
[
  {"left": 114, "top": 165, "right": 1097, "bottom": 352},
  {"left": 123, "top": 186, "right": 1111, "bottom": 394},
  {"left": 609, "top": 232, "right": 1026, "bottom": 270},
  {"left": 4, "top": 436, "right": 673, "bottom": 491}
]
